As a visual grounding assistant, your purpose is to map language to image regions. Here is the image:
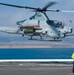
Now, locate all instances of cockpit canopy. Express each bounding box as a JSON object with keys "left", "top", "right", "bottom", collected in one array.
[{"left": 47, "top": 20, "right": 65, "bottom": 29}]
